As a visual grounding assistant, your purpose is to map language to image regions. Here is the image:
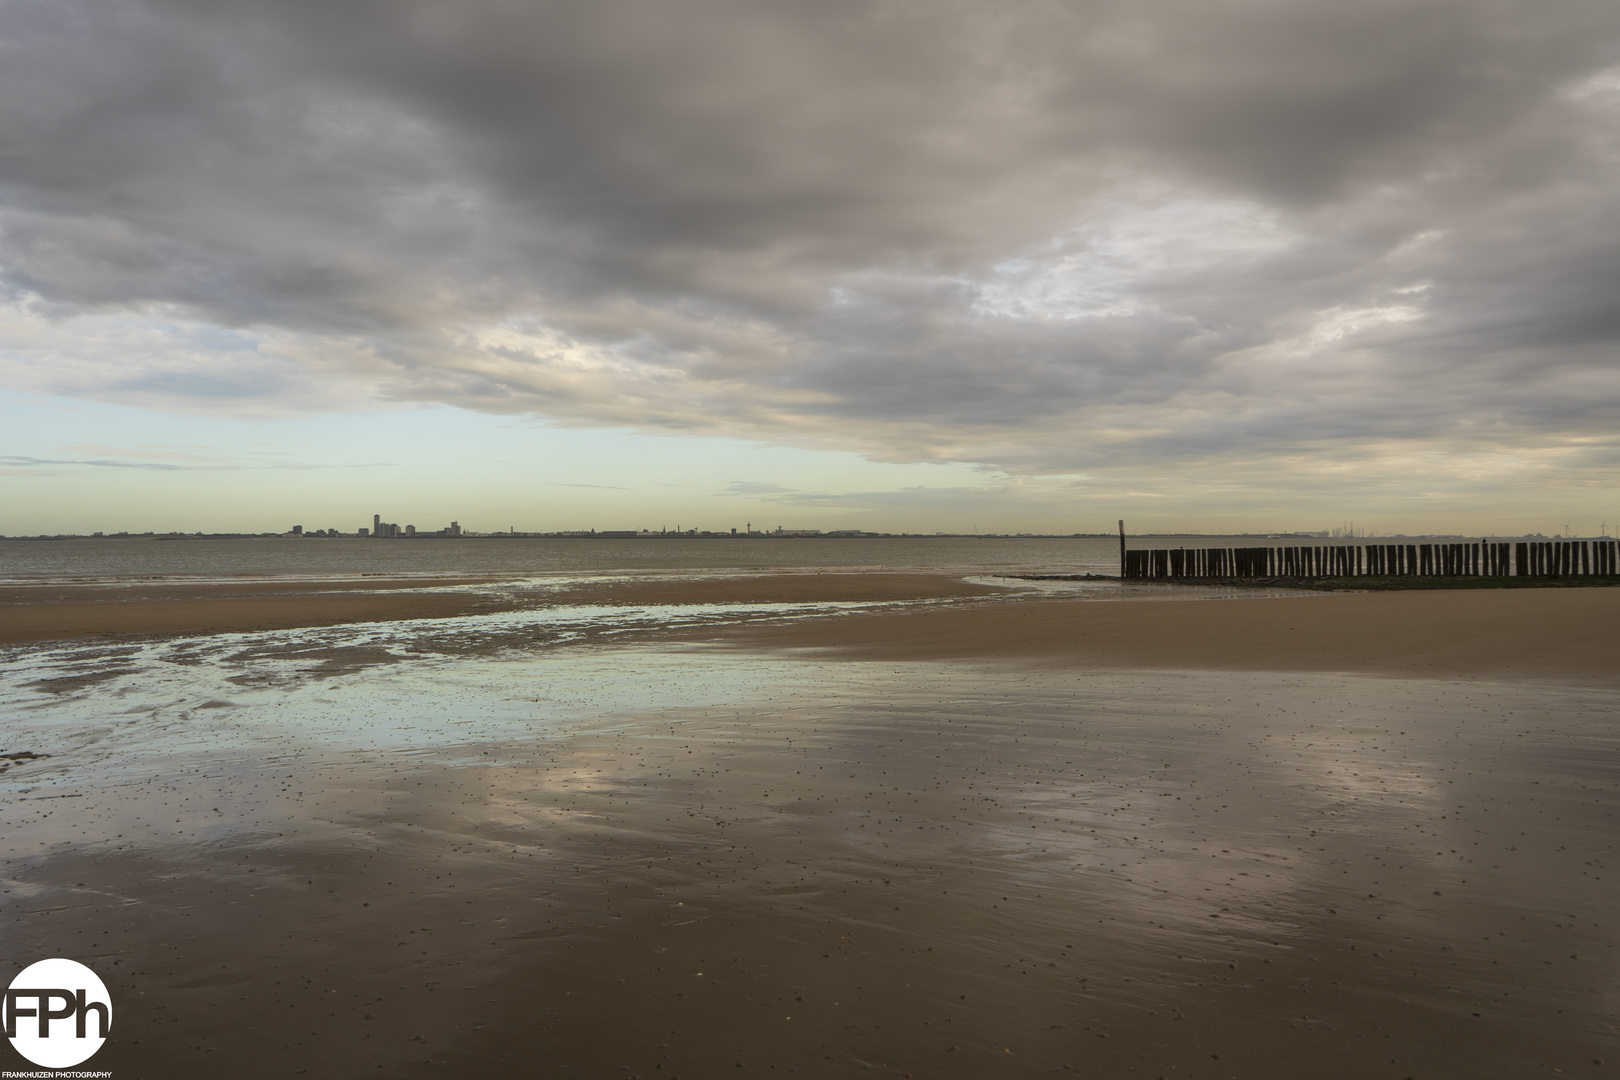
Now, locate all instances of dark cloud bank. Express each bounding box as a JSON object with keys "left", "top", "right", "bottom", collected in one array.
[{"left": 3, "top": 0, "right": 1619, "bottom": 498}]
